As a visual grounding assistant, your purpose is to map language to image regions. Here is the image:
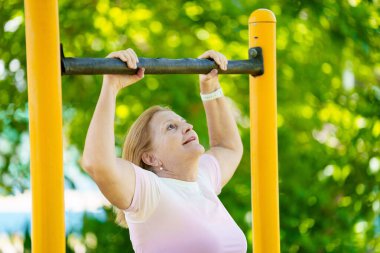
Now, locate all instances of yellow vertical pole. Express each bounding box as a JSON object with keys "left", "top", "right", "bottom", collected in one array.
[
  {"left": 249, "top": 9, "right": 279, "bottom": 253},
  {"left": 24, "top": 0, "right": 65, "bottom": 252}
]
